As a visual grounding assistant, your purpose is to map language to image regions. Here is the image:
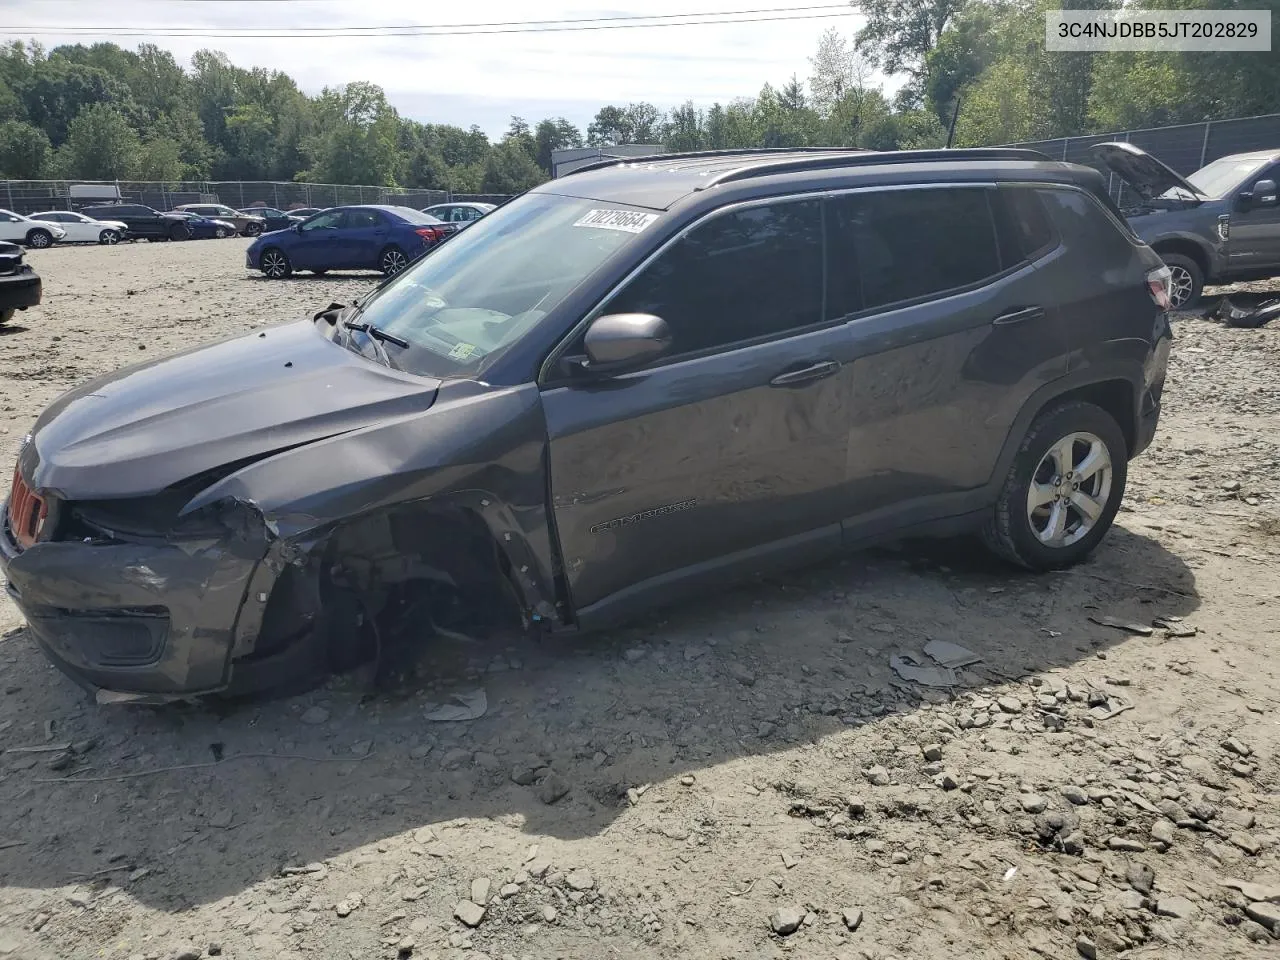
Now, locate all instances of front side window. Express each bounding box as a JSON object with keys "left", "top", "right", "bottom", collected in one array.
[
  {"left": 604, "top": 199, "right": 824, "bottom": 357},
  {"left": 827, "top": 187, "right": 1001, "bottom": 316},
  {"left": 302, "top": 210, "right": 344, "bottom": 231},
  {"left": 352, "top": 192, "right": 649, "bottom": 378},
  {"left": 1184, "top": 157, "right": 1271, "bottom": 199}
]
